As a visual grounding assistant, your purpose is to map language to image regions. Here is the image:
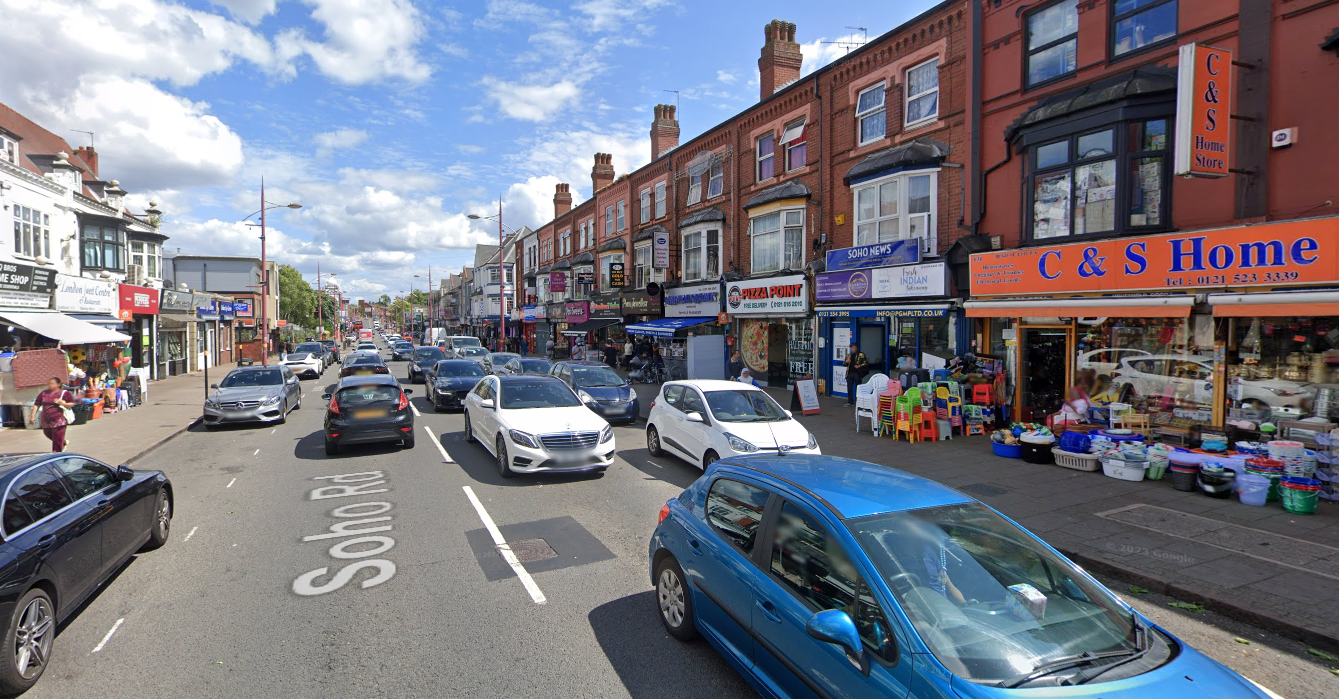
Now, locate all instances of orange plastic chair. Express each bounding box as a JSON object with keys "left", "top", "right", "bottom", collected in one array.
[
  {"left": 919, "top": 412, "right": 939, "bottom": 442},
  {"left": 972, "top": 383, "right": 993, "bottom": 406}
]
